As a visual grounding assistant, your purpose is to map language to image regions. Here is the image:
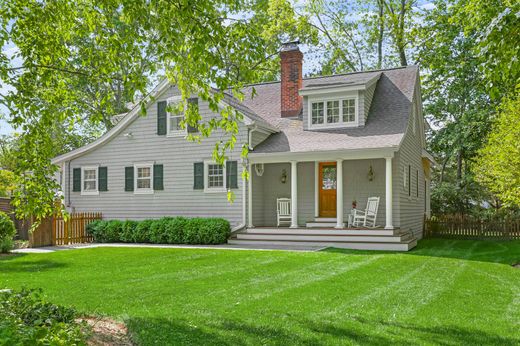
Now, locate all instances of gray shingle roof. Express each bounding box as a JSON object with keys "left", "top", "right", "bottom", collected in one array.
[{"left": 240, "top": 66, "right": 419, "bottom": 154}]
